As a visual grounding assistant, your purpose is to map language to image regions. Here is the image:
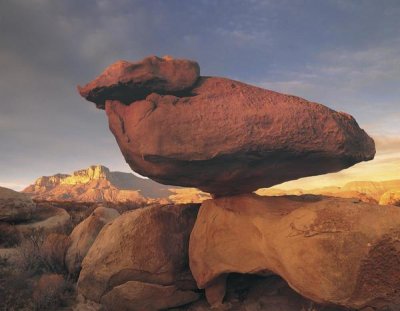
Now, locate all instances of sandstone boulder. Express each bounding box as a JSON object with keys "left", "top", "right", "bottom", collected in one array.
[
  {"left": 77, "top": 203, "right": 200, "bottom": 309},
  {"left": 189, "top": 194, "right": 400, "bottom": 310},
  {"left": 79, "top": 56, "right": 375, "bottom": 196},
  {"left": 0, "top": 186, "right": 35, "bottom": 222},
  {"left": 379, "top": 190, "right": 400, "bottom": 206},
  {"left": 78, "top": 56, "right": 200, "bottom": 109},
  {"left": 66, "top": 206, "right": 120, "bottom": 275}
]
